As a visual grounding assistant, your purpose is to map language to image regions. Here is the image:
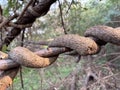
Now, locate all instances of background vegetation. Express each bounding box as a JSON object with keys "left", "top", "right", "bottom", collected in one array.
[{"left": 0, "top": 0, "right": 120, "bottom": 90}]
